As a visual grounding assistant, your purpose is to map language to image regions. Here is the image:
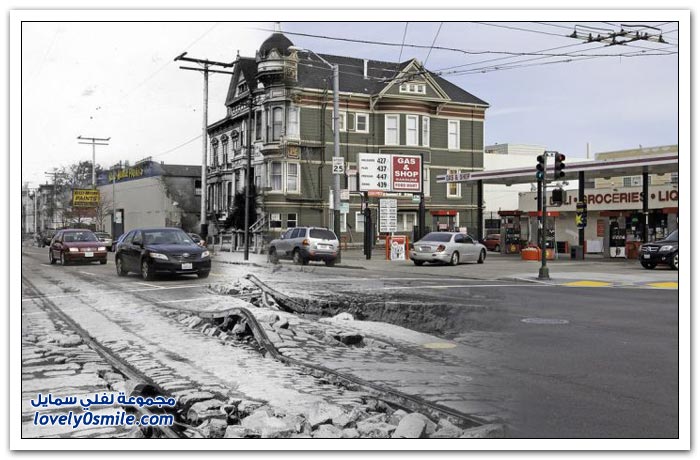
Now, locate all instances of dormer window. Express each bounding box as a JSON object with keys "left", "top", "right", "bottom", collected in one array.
[
  {"left": 399, "top": 82, "right": 426, "bottom": 95},
  {"left": 237, "top": 82, "right": 248, "bottom": 96}
]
